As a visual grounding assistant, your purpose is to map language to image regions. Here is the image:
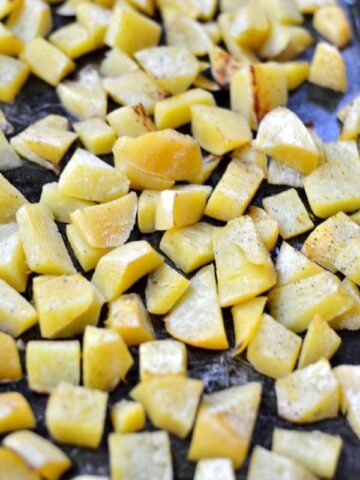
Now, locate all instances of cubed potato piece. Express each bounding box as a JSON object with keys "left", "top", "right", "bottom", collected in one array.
[
  {"left": 100, "top": 47, "right": 139, "bottom": 77},
  {"left": 26, "top": 340, "right": 81, "bottom": 394},
  {"left": 200, "top": 153, "right": 222, "bottom": 183},
  {"left": 302, "top": 212, "right": 360, "bottom": 271},
  {"left": 334, "top": 236, "right": 360, "bottom": 285},
  {"left": 0, "top": 331, "right": 22, "bottom": 382},
  {"left": 137, "top": 190, "right": 160, "bottom": 233},
  {"left": 331, "top": 279, "right": 360, "bottom": 330},
  {"left": 214, "top": 216, "right": 277, "bottom": 307},
  {"left": 283, "top": 61, "right": 310, "bottom": 90},
  {"left": 106, "top": 293, "right": 155, "bottom": 346},
  {"left": 258, "top": 23, "right": 313, "bottom": 61},
  {"left": 257, "top": 107, "right": 319, "bottom": 174},
  {"left": 157, "top": 0, "right": 200, "bottom": 18},
  {"left": 0, "top": 279, "right": 37, "bottom": 337},
  {"left": 247, "top": 206, "right": 279, "bottom": 251},
  {"left": 57, "top": 0, "right": 90, "bottom": 15},
  {"left": 309, "top": 42, "right": 347, "bottom": 92},
  {"left": 131, "top": 376, "right": 203, "bottom": 438},
  {"left": 208, "top": 45, "right": 241, "bottom": 88},
  {"left": 113, "top": 129, "right": 202, "bottom": 183},
  {"left": 263, "top": 188, "right": 314, "bottom": 239},
  {"left": 165, "top": 11, "right": 212, "bottom": 56},
  {"left": 83, "top": 325, "right": 133, "bottom": 391},
  {"left": 295, "top": 0, "right": 336, "bottom": 14},
  {"left": 272, "top": 428, "right": 342, "bottom": 479},
  {"left": 155, "top": 88, "right": 215, "bottom": 130},
  {"left": 339, "top": 99, "right": 360, "bottom": 141},
  {"left": 109, "top": 431, "right": 173, "bottom": 480},
  {"left": 0, "top": 448, "right": 41, "bottom": 480},
  {"left": 155, "top": 185, "right": 211, "bottom": 230},
  {"left": 0, "top": 393, "right": 35, "bottom": 434},
  {"left": 334, "top": 365, "right": 360, "bottom": 433},
  {"left": 49, "top": 22, "right": 96, "bottom": 59},
  {"left": 230, "top": 64, "right": 288, "bottom": 131},
  {"left": 6, "top": 0, "right": 51, "bottom": 42},
  {"left": 127, "top": 0, "right": 154, "bottom": 15},
  {"left": 227, "top": 3, "right": 269, "bottom": 49},
  {"left": 76, "top": 2, "right": 111, "bottom": 47},
  {"left": 267, "top": 159, "right": 304, "bottom": 188},
  {"left": 3, "top": 431, "right": 71, "bottom": 480},
  {"left": 139, "top": 339, "right": 187, "bottom": 381},
  {"left": 268, "top": 271, "right": 353, "bottom": 332},
  {"left": 111, "top": 400, "right": 145, "bottom": 434},
  {"left": 16, "top": 203, "right": 75, "bottom": 275},
  {"left": 194, "top": 458, "right": 235, "bottom": 480},
  {"left": 46, "top": 383, "right": 108, "bottom": 448},
  {"left": 191, "top": 105, "right": 251, "bottom": 155},
  {"left": 107, "top": 104, "right": 155, "bottom": 137},
  {"left": 276, "top": 359, "right": 339, "bottom": 423},
  {"left": 59, "top": 149, "right": 129, "bottom": 203},
  {"left": 145, "top": 263, "right": 189, "bottom": 315},
  {"left": 0, "top": 224, "right": 28, "bottom": 292},
  {"left": 33, "top": 274, "right": 103, "bottom": 338},
  {"left": 276, "top": 242, "right": 323, "bottom": 285},
  {"left": 324, "top": 139, "right": 358, "bottom": 162},
  {"left": 40, "top": 182, "right": 94, "bottom": 224},
  {"left": 92, "top": 240, "right": 163, "bottom": 301},
  {"left": 165, "top": 264, "right": 228, "bottom": 350},
  {"left": 73, "top": 118, "right": 116, "bottom": 155},
  {"left": 232, "top": 141, "right": 269, "bottom": 176},
  {"left": 0, "top": 129, "right": 21, "bottom": 170},
  {"left": 260, "top": 0, "right": 303, "bottom": 24},
  {"left": 232, "top": 296, "right": 267, "bottom": 355},
  {"left": 135, "top": 46, "right": 199, "bottom": 95},
  {"left": 248, "top": 313, "right": 301, "bottom": 378},
  {"left": 10, "top": 133, "right": 60, "bottom": 173},
  {"left": 205, "top": 160, "right": 263, "bottom": 222},
  {"left": 105, "top": 7, "right": 160, "bottom": 54},
  {"left": 0, "top": 173, "right": 28, "bottom": 222},
  {"left": 0, "top": 22, "right": 22, "bottom": 56},
  {"left": 20, "top": 38, "right": 74, "bottom": 86},
  {"left": 247, "top": 446, "right": 318, "bottom": 480},
  {"left": 0, "top": 54, "right": 29, "bottom": 103},
  {"left": 313, "top": 6, "right": 351, "bottom": 48},
  {"left": 71, "top": 193, "right": 137, "bottom": 249},
  {"left": 0, "top": 0, "right": 19, "bottom": 20},
  {"left": 189, "top": 383, "right": 262, "bottom": 469},
  {"left": 298, "top": 314, "right": 341, "bottom": 368}
]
